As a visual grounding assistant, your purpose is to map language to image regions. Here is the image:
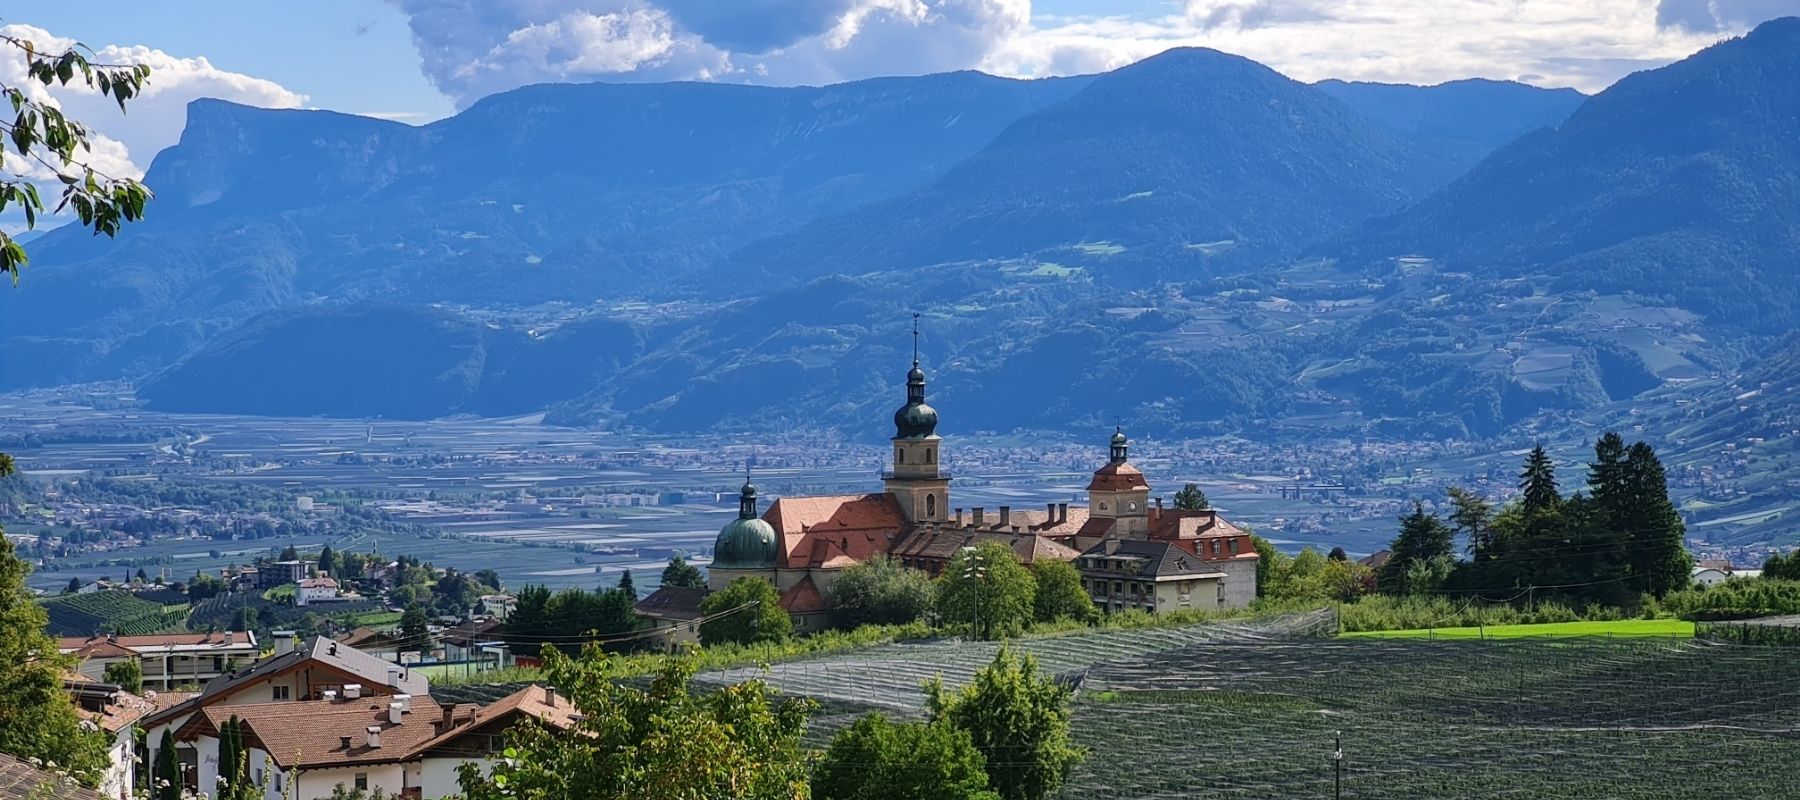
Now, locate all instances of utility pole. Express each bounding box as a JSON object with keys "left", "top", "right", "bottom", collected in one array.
[{"left": 961, "top": 546, "right": 988, "bottom": 639}]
